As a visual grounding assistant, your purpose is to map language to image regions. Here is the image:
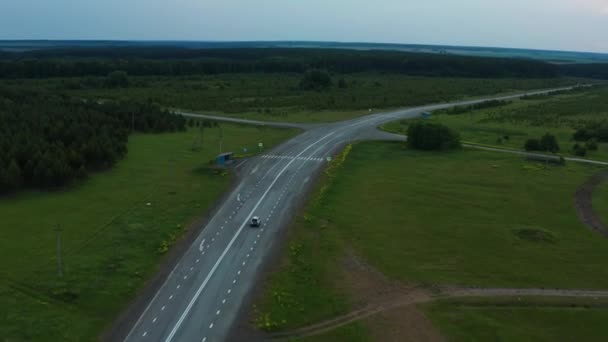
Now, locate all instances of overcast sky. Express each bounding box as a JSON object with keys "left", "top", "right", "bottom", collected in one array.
[{"left": 1, "top": 0, "right": 607, "bottom": 53}]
